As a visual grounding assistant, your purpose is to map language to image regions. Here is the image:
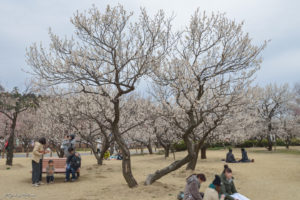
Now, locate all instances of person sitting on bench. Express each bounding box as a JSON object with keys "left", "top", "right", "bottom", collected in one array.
[{"left": 226, "top": 149, "right": 238, "bottom": 163}]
